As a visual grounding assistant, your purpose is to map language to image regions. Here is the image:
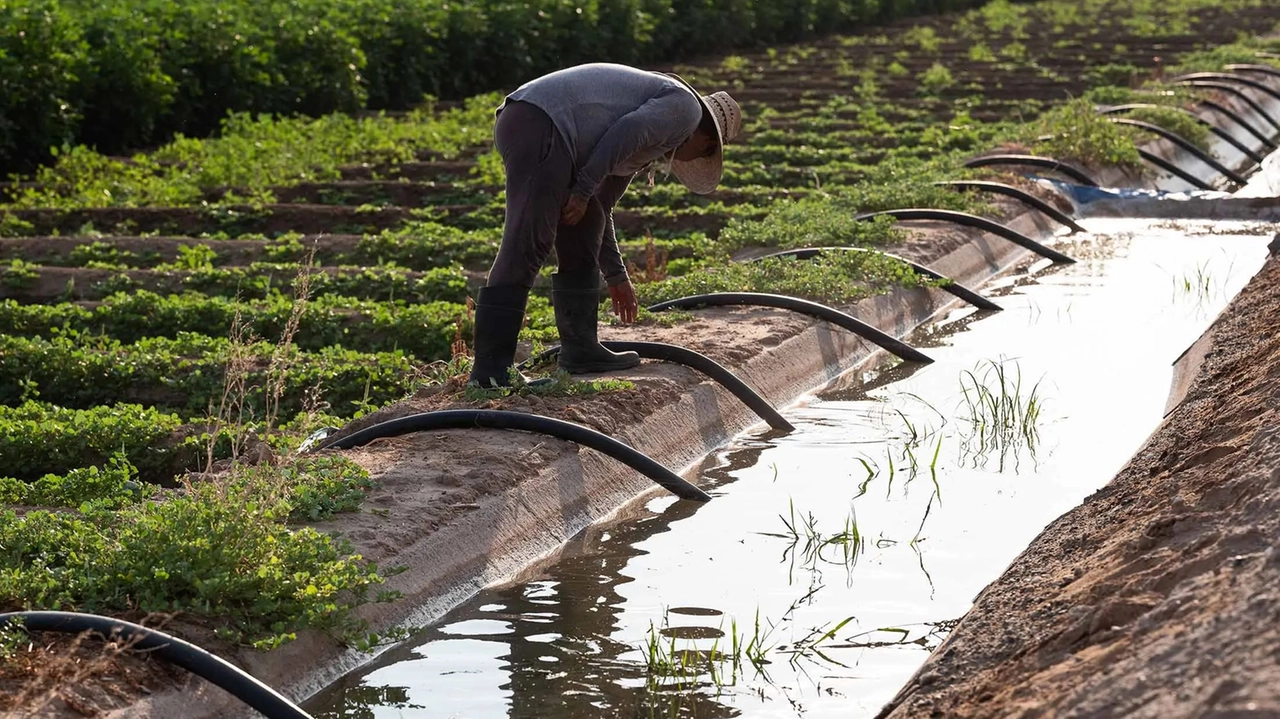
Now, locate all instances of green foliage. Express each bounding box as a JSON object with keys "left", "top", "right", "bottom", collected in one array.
[
  {"left": 0, "top": 455, "right": 150, "bottom": 511},
  {"left": 1165, "top": 44, "right": 1280, "bottom": 77},
  {"left": 0, "top": 0, "right": 88, "bottom": 172},
  {"left": 968, "top": 43, "right": 997, "bottom": 62},
  {"left": 0, "top": 402, "right": 188, "bottom": 482},
  {"left": 718, "top": 203, "right": 905, "bottom": 253},
  {"left": 6, "top": 97, "right": 499, "bottom": 209},
  {"left": 0, "top": 292, "right": 470, "bottom": 363},
  {"left": 1125, "top": 106, "right": 1213, "bottom": 152},
  {"left": 277, "top": 456, "right": 377, "bottom": 523},
  {"left": 354, "top": 221, "right": 502, "bottom": 271},
  {"left": 716, "top": 182, "right": 985, "bottom": 255},
  {"left": 918, "top": 63, "right": 956, "bottom": 94},
  {"left": 1027, "top": 98, "right": 1144, "bottom": 171},
  {"left": 0, "top": 0, "right": 998, "bottom": 174},
  {"left": 0, "top": 460, "right": 390, "bottom": 649},
  {"left": 637, "top": 252, "right": 936, "bottom": 307},
  {"left": 0, "top": 333, "right": 419, "bottom": 420}
]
